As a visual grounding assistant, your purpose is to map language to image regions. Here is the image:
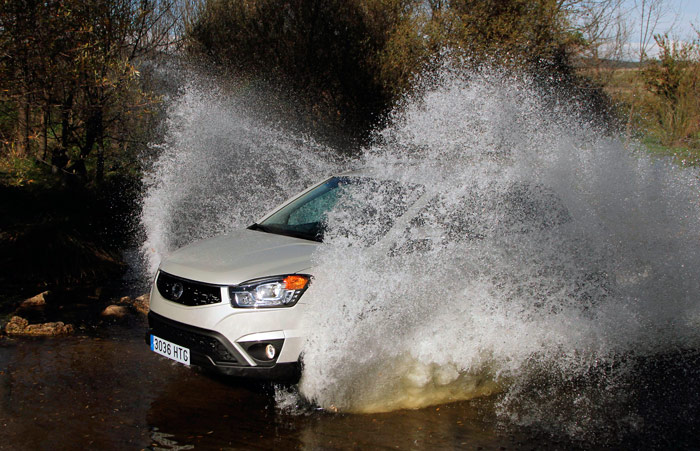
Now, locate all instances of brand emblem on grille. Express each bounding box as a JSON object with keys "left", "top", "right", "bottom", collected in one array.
[{"left": 171, "top": 282, "right": 184, "bottom": 300}]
